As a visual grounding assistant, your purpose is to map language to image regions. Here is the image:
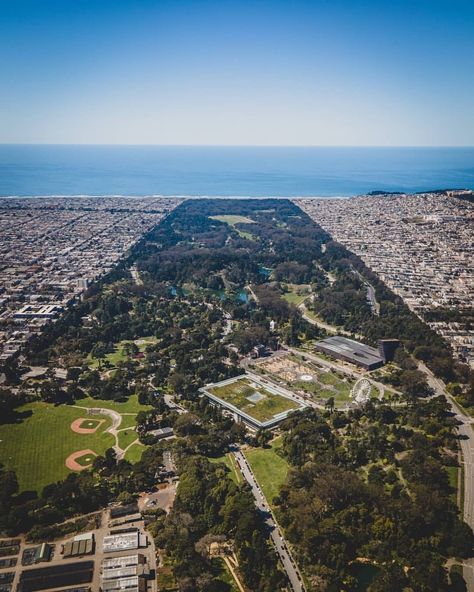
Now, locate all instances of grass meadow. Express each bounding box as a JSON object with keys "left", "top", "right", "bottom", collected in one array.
[
  {"left": 244, "top": 437, "right": 289, "bottom": 503},
  {"left": 0, "top": 394, "right": 151, "bottom": 493},
  {"left": 0, "top": 403, "right": 114, "bottom": 493}
]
